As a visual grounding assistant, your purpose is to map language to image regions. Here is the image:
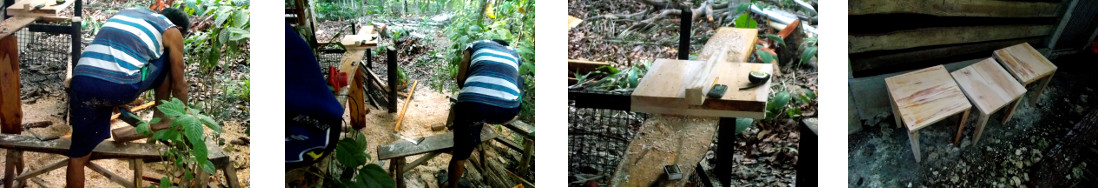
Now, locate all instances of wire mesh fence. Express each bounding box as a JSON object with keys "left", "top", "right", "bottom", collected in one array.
[
  {"left": 15, "top": 24, "right": 78, "bottom": 100},
  {"left": 567, "top": 98, "right": 648, "bottom": 186}
]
